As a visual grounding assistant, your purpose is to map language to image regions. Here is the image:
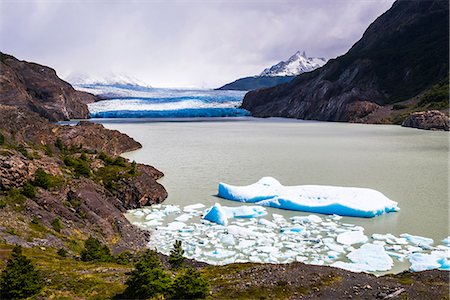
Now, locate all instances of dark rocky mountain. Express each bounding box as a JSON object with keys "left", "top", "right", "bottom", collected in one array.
[
  {"left": 0, "top": 52, "right": 97, "bottom": 121},
  {"left": 217, "top": 75, "right": 295, "bottom": 91},
  {"left": 242, "top": 0, "right": 449, "bottom": 127}
]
